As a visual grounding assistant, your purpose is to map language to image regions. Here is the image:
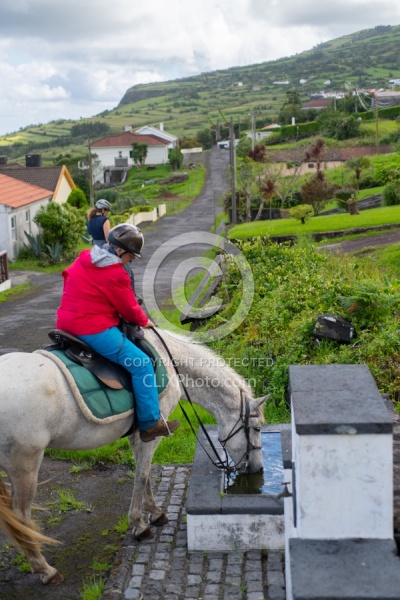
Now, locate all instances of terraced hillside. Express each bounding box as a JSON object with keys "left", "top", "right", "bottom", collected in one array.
[{"left": 1, "top": 24, "right": 400, "bottom": 160}]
